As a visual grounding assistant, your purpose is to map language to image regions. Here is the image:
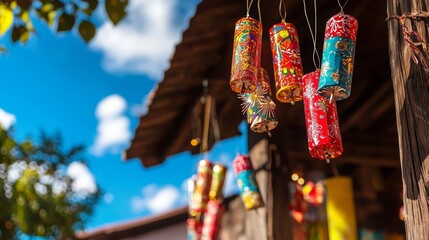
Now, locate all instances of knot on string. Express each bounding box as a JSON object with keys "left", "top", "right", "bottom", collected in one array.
[{"left": 387, "top": 11, "right": 429, "bottom": 74}]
